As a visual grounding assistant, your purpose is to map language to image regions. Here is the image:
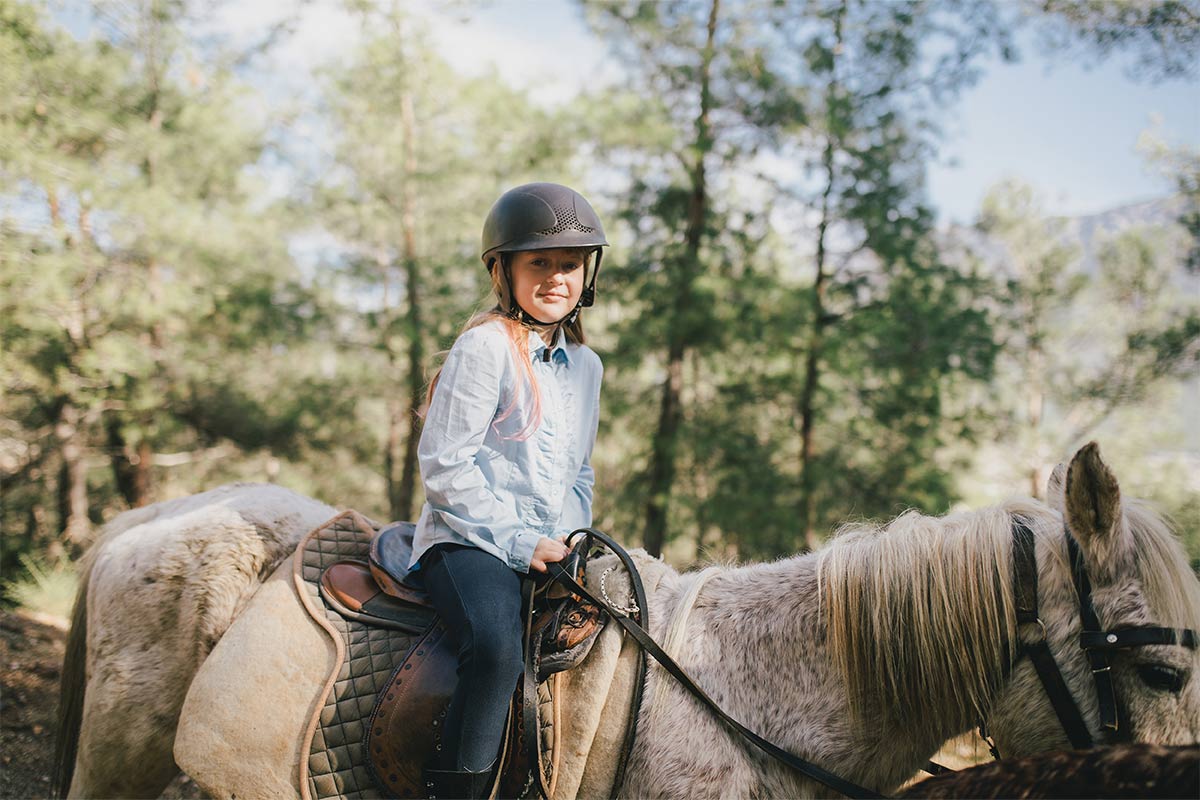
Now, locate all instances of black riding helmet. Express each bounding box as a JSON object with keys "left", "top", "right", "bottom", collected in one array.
[{"left": 481, "top": 182, "right": 607, "bottom": 325}]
